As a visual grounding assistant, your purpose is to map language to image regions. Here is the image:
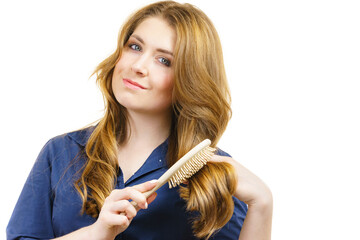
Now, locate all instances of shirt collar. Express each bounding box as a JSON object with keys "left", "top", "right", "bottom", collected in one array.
[
  {"left": 126, "top": 139, "right": 168, "bottom": 184},
  {"left": 67, "top": 125, "right": 169, "bottom": 184},
  {"left": 67, "top": 125, "right": 96, "bottom": 147}
]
